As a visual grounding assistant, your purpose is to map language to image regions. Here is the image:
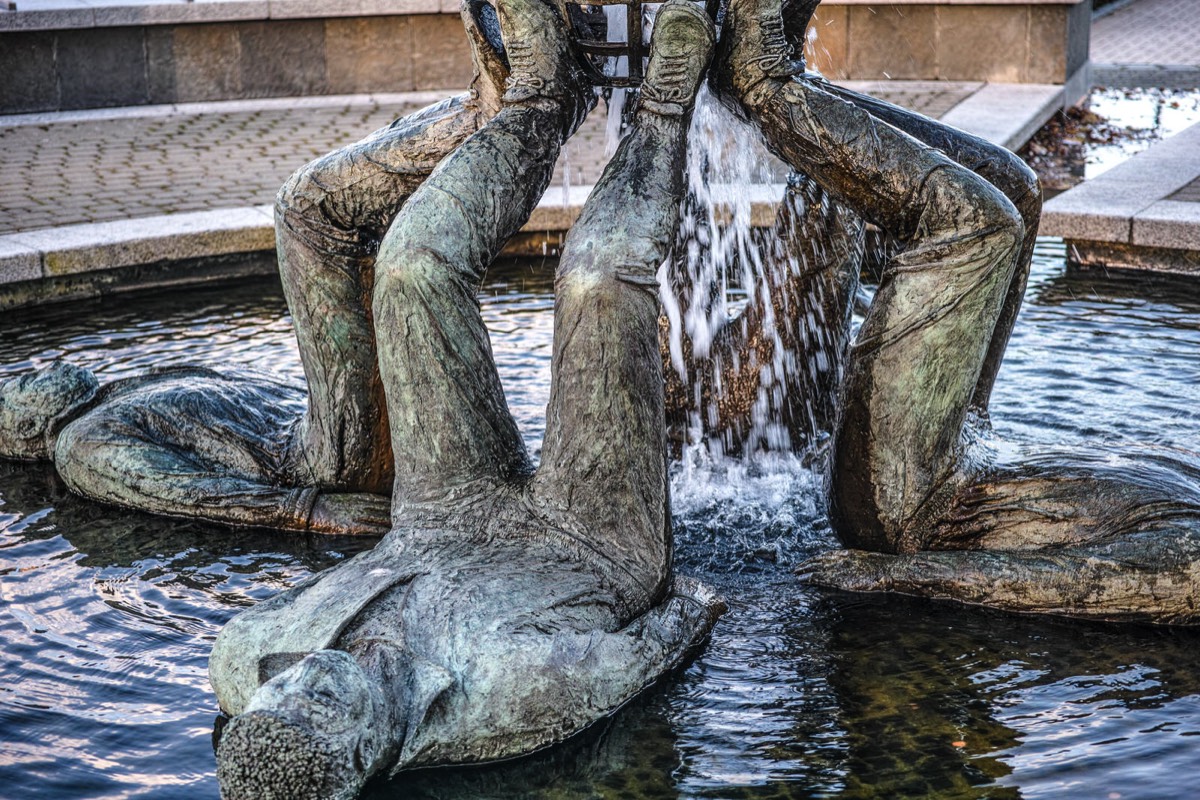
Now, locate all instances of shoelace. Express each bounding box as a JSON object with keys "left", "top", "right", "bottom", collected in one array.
[
  {"left": 505, "top": 41, "right": 546, "bottom": 92},
  {"left": 641, "top": 53, "right": 691, "bottom": 103},
  {"left": 750, "top": 16, "right": 795, "bottom": 72}
]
